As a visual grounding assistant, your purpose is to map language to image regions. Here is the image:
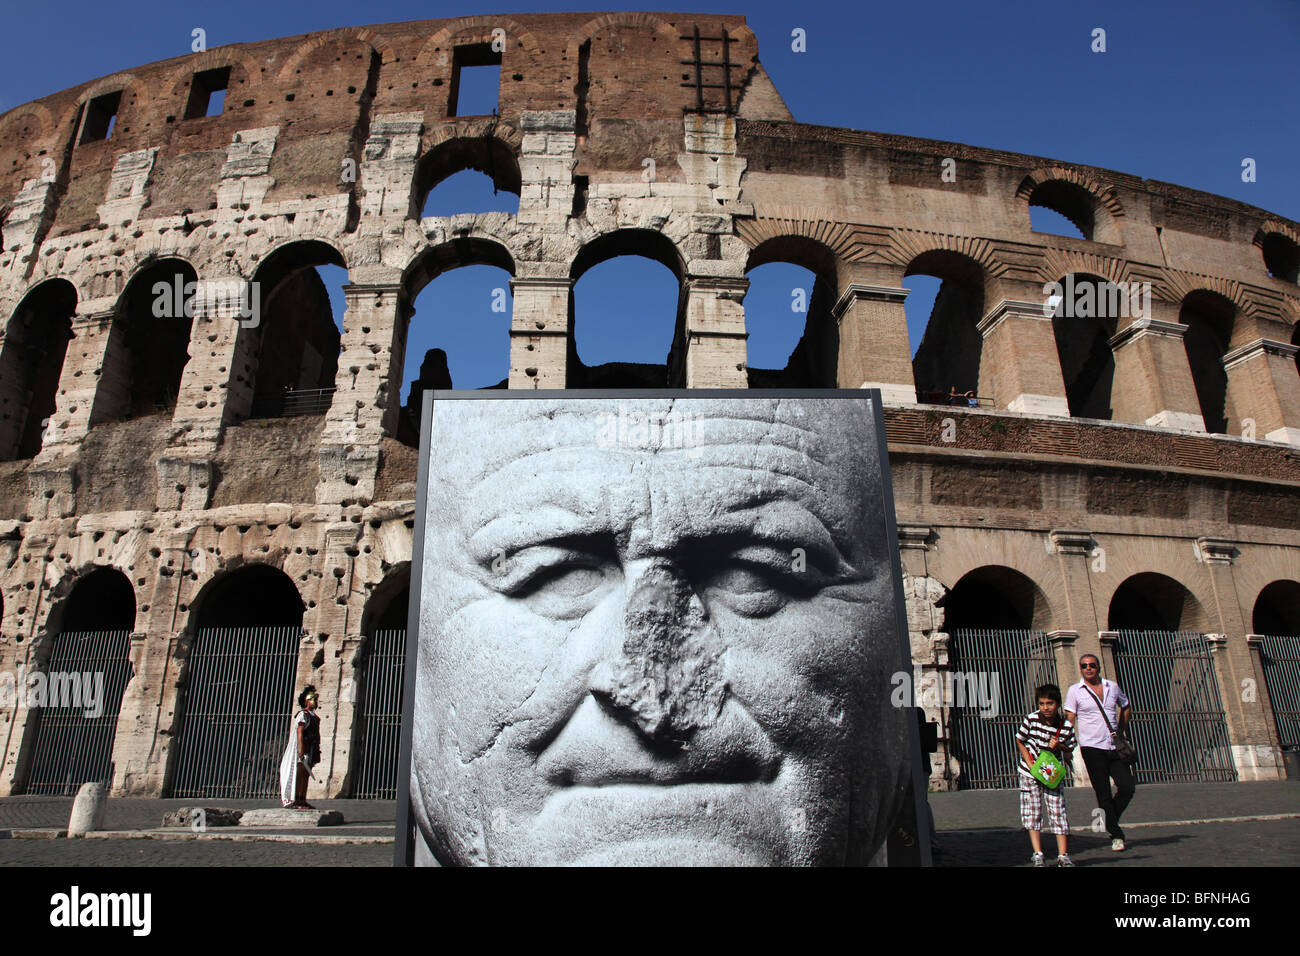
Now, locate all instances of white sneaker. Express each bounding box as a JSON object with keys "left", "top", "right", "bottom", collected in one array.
[
  {"left": 1057, "top": 853, "right": 1075, "bottom": 867},
  {"left": 1031, "top": 851, "right": 1045, "bottom": 867},
  {"left": 1111, "top": 838, "right": 1126, "bottom": 851}
]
